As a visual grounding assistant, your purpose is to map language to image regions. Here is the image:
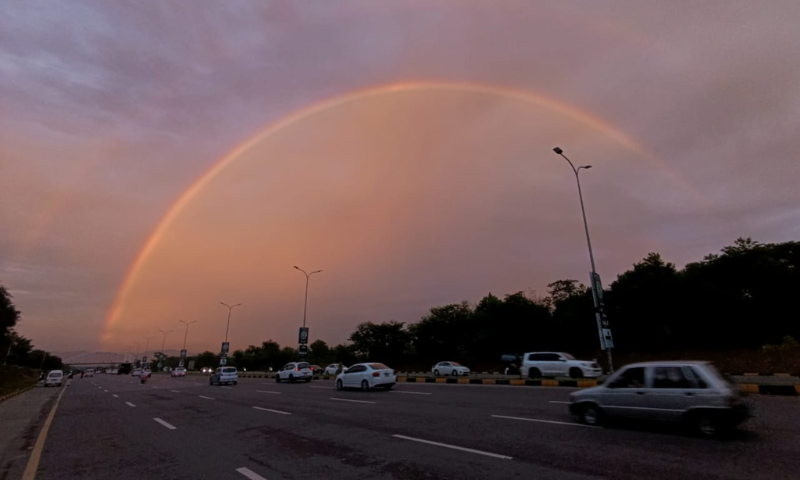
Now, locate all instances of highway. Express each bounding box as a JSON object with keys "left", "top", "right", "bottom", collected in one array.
[{"left": 23, "top": 374, "right": 800, "bottom": 480}]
